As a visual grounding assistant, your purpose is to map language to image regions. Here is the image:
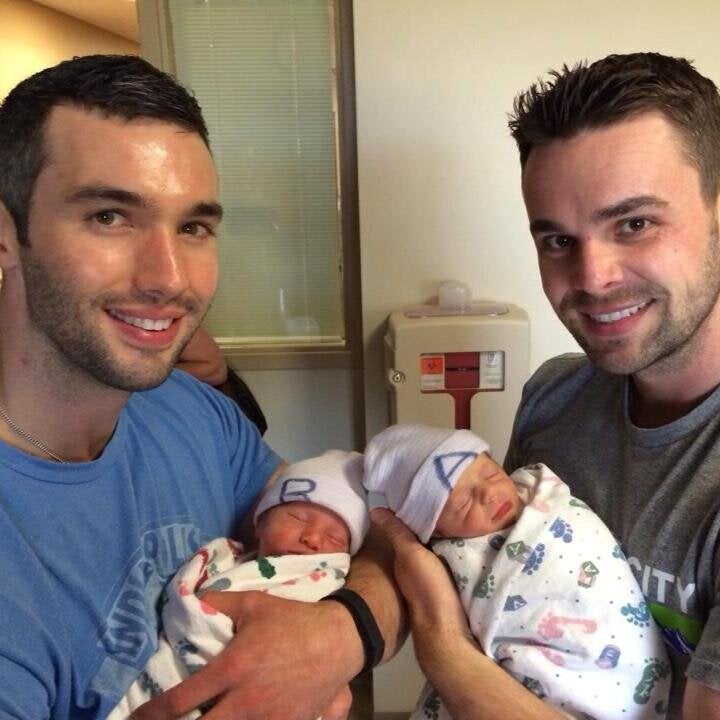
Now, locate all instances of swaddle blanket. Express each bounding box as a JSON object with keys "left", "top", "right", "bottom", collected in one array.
[
  {"left": 411, "top": 463, "right": 671, "bottom": 720},
  {"left": 109, "top": 537, "right": 349, "bottom": 719}
]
